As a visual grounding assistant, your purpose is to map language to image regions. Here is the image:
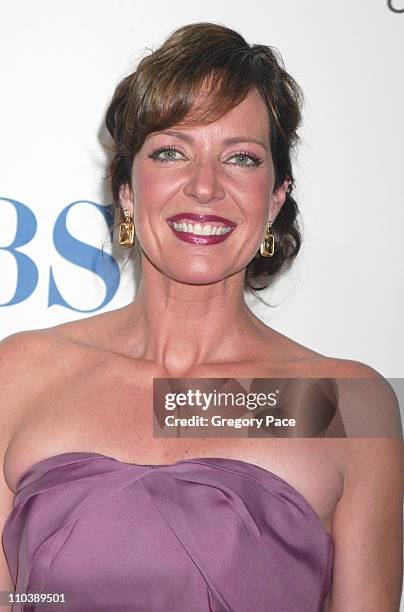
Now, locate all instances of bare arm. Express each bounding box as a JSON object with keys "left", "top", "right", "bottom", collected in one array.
[
  {"left": 0, "top": 331, "right": 44, "bottom": 609},
  {"left": 0, "top": 466, "right": 14, "bottom": 591},
  {"left": 0, "top": 467, "right": 14, "bottom": 610},
  {"left": 328, "top": 437, "right": 403, "bottom": 611},
  {"left": 0, "top": 335, "right": 22, "bottom": 609}
]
